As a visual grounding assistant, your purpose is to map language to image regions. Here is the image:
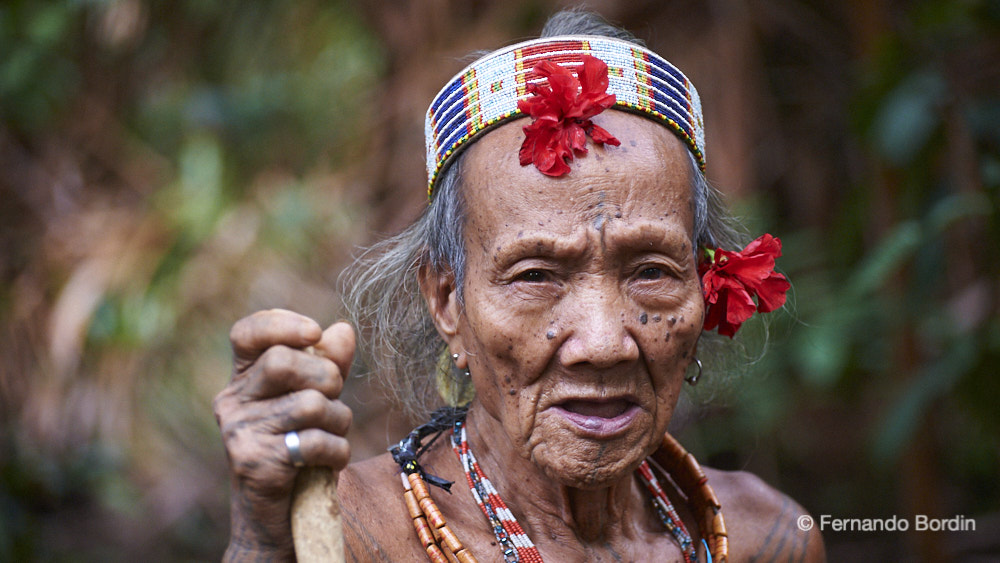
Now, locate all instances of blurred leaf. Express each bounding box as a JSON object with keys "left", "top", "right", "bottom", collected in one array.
[
  {"left": 0, "top": 2, "right": 82, "bottom": 130},
  {"left": 847, "top": 192, "right": 991, "bottom": 300},
  {"left": 871, "top": 71, "right": 946, "bottom": 166},
  {"left": 163, "top": 133, "right": 226, "bottom": 241},
  {"left": 848, "top": 221, "right": 922, "bottom": 297},
  {"left": 267, "top": 185, "right": 314, "bottom": 253},
  {"left": 872, "top": 337, "right": 977, "bottom": 464},
  {"left": 25, "top": 3, "right": 72, "bottom": 46},
  {"left": 796, "top": 310, "right": 855, "bottom": 388},
  {"left": 983, "top": 155, "right": 1000, "bottom": 188},
  {"left": 925, "top": 191, "right": 993, "bottom": 232},
  {"left": 964, "top": 99, "right": 1000, "bottom": 146}
]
